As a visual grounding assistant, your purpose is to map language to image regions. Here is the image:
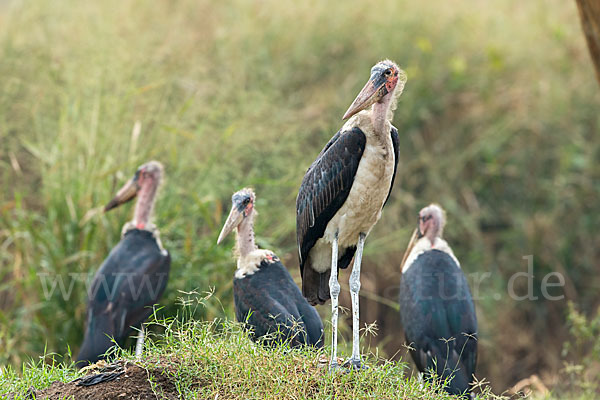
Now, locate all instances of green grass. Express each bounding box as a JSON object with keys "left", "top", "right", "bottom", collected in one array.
[
  {"left": 0, "top": 0, "right": 599, "bottom": 396},
  {"left": 0, "top": 297, "right": 598, "bottom": 399},
  {"left": 0, "top": 299, "right": 496, "bottom": 400}
]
